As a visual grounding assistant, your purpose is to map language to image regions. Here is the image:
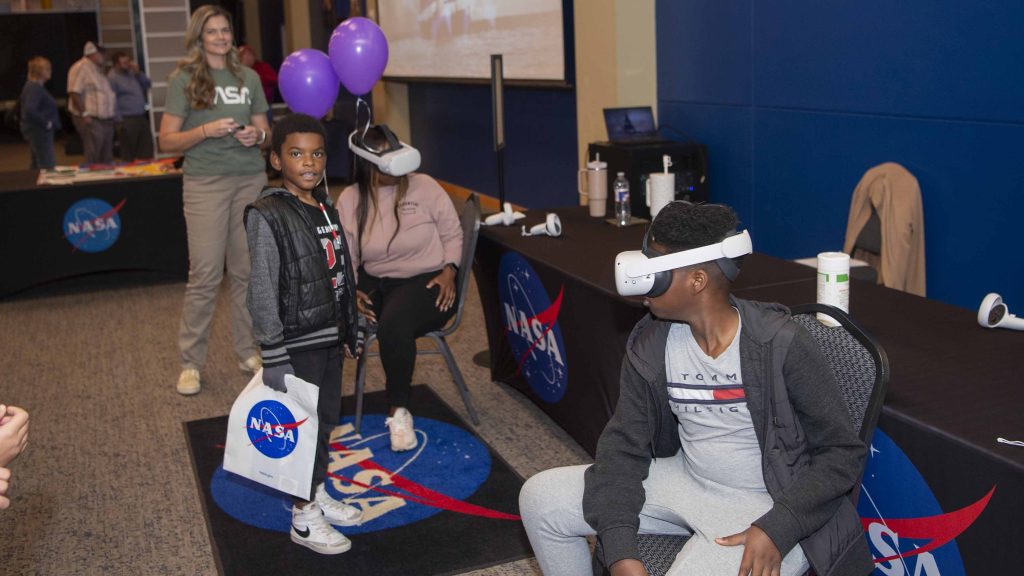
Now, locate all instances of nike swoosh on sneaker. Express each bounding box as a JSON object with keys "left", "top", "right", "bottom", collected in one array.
[{"left": 292, "top": 525, "right": 311, "bottom": 538}]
